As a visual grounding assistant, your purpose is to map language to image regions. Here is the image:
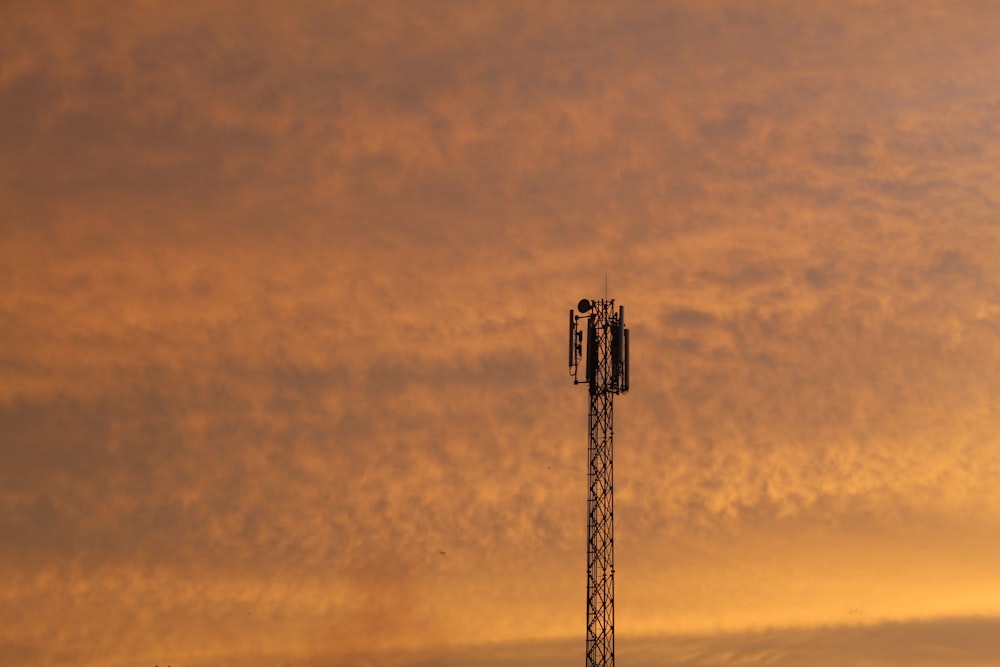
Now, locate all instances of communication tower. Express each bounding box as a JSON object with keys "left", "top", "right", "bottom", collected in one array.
[{"left": 568, "top": 298, "right": 629, "bottom": 667}]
